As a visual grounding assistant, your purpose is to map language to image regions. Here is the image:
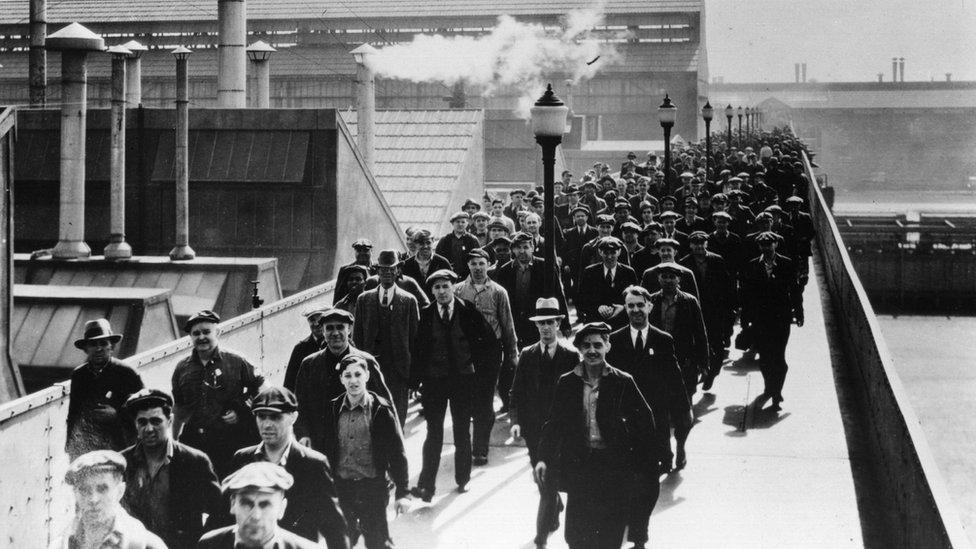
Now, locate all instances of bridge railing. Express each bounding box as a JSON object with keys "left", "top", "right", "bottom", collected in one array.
[
  {"left": 805, "top": 152, "right": 970, "bottom": 548},
  {"left": 0, "top": 278, "right": 336, "bottom": 546}
]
